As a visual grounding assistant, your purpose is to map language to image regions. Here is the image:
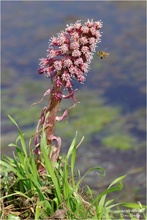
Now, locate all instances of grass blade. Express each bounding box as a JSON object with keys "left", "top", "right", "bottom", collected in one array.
[
  {"left": 8, "top": 115, "right": 27, "bottom": 156},
  {"left": 40, "top": 130, "right": 62, "bottom": 203}
]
